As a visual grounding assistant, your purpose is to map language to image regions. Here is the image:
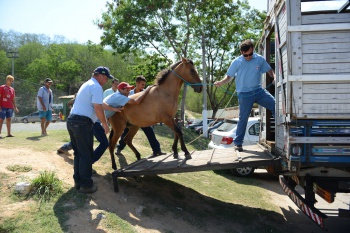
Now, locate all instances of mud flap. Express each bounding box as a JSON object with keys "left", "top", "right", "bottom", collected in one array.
[{"left": 279, "top": 175, "right": 327, "bottom": 229}]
